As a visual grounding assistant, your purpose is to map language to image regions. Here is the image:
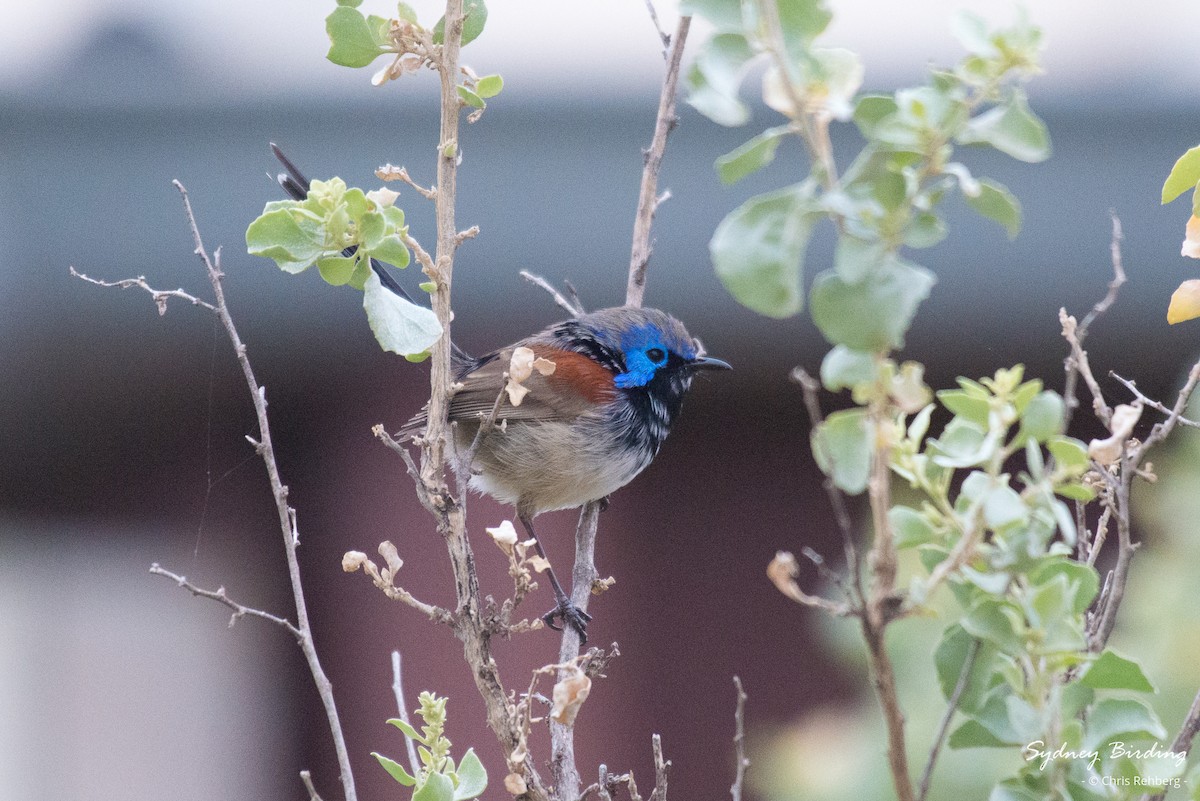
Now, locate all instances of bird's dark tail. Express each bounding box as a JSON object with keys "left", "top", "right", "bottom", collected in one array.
[{"left": 269, "top": 143, "right": 473, "bottom": 365}]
